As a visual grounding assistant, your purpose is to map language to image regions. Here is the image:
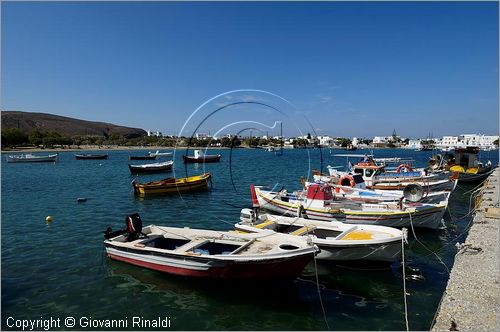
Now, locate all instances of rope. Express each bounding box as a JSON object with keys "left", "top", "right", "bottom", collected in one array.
[
  {"left": 411, "top": 184, "right": 483, "bottom": 261},
  {"left": 402, "top": 234, "right": 409, "bottom": 331},
  {"left": 312, "top": 251, "right": 330, "bottom": 330},
  {"left": 408, "top": 212, "right": 450, "bottom": 273}
]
